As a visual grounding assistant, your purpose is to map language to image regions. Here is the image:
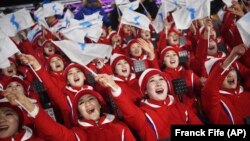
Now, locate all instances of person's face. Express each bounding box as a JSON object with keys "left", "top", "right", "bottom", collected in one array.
[
  {"left": 123, "top": 25, "right": 132, "bottom": 34},
  {"left": 78, "top": 94, "right": 101, "bottom": 121},
  {"left": 50, "top": 56, "right": 64, "bottom": 72},
  {"left": 207, "top": 39, "right": 218, "bottom": 56},
  {"left": 6, "top": 82, "right": 25, "bottom": 95},
  {"left": 130, "top": 43, "right": 142, "bottom": 57},
  {"left": 140, "top": 30, "right": 151, "bottom": 40},
  {"left": 111, "top": 34, "right": 121, "bottom": 46},
  {"left": 145, "top": 74, "right": 168, "bottom": 101},
  {"left": 44, "top": 42, "right": 56, "bottom": 56},
  {"left": 101, "top": 28, "right": 107, "bottom": 37},
  {"left": 1, "top": 62, "right": 17, "bottom": 77},
  {"left": 115, "top": 59, "right": 130, "bottom": 78},
  {"left": 163, "top": 50, "right": 179, "bottom": 69},
  {"left": 0, "top": 107, "right": 19, "bottom": 139},
  {"left": 45, "top": 16, "right": 56, "bottom": 26},
  {"left": 222, "top": 69, "right": 238, "bottom": 89},
  {"left": 167, "top": 32, "right": 179, "bottom": 45},
  {"left": 67, "top": 67, "right": 86, "bottom": 87}
]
